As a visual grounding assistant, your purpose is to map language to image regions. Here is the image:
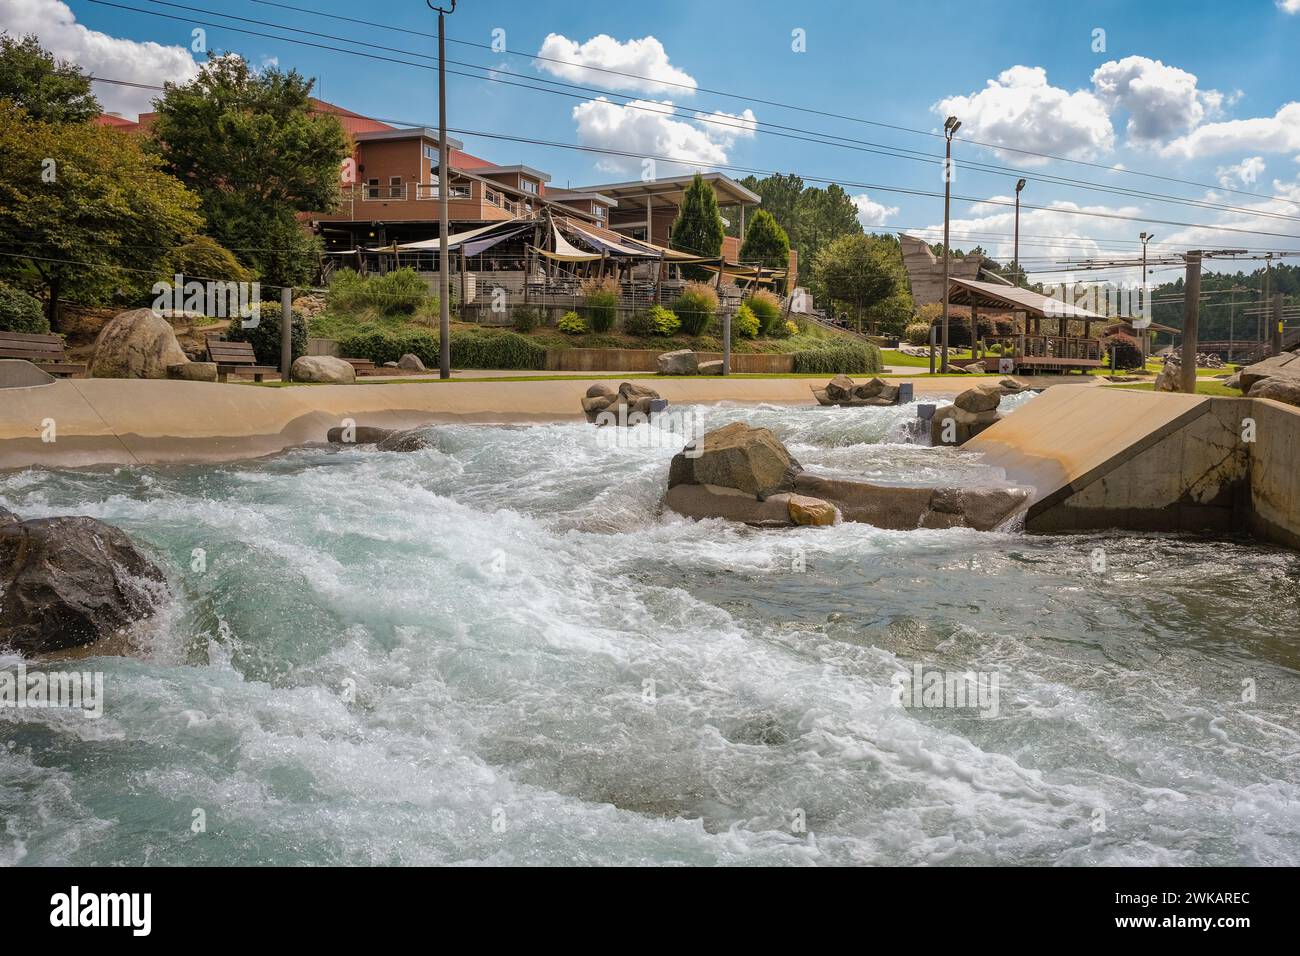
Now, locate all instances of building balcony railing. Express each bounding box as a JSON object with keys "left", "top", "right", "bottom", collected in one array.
[
  {"left": 415, "top": 183, "right": 472, "bottom": 200},
  {"left": 360, "top": 184, "right": 407, "bottom": 201},
  {"left": 484, "top": 189, "right": 521, "bottom": 215}
]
